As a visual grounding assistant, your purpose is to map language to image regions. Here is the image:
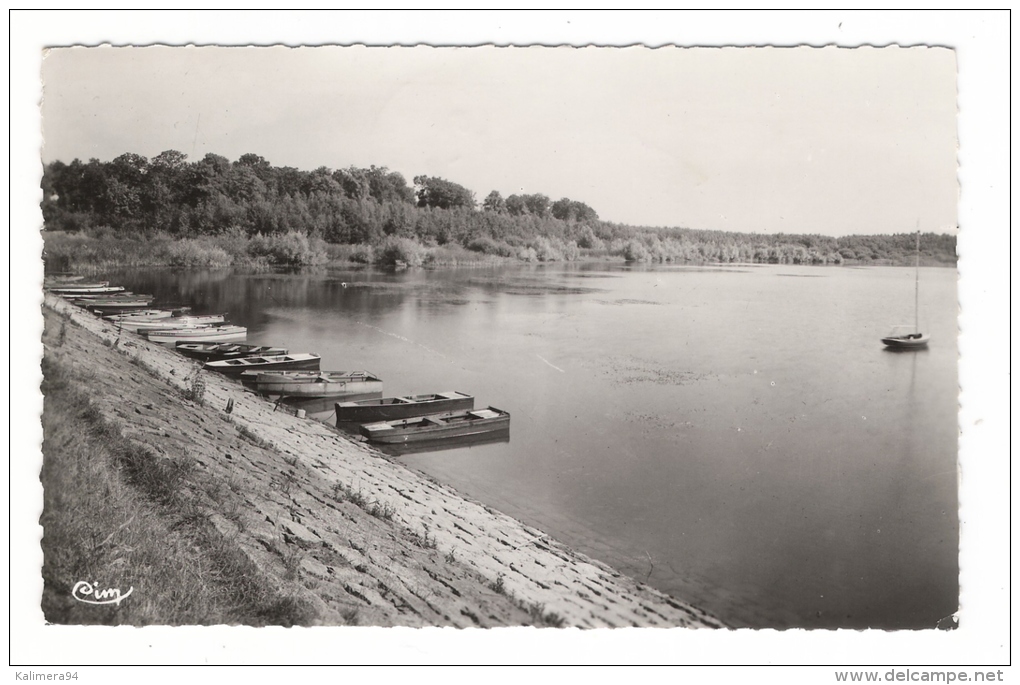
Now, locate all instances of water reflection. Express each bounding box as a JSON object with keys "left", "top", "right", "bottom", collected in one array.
[{"left": 374, "top": 428, "right": 511, "bottom": 457}]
